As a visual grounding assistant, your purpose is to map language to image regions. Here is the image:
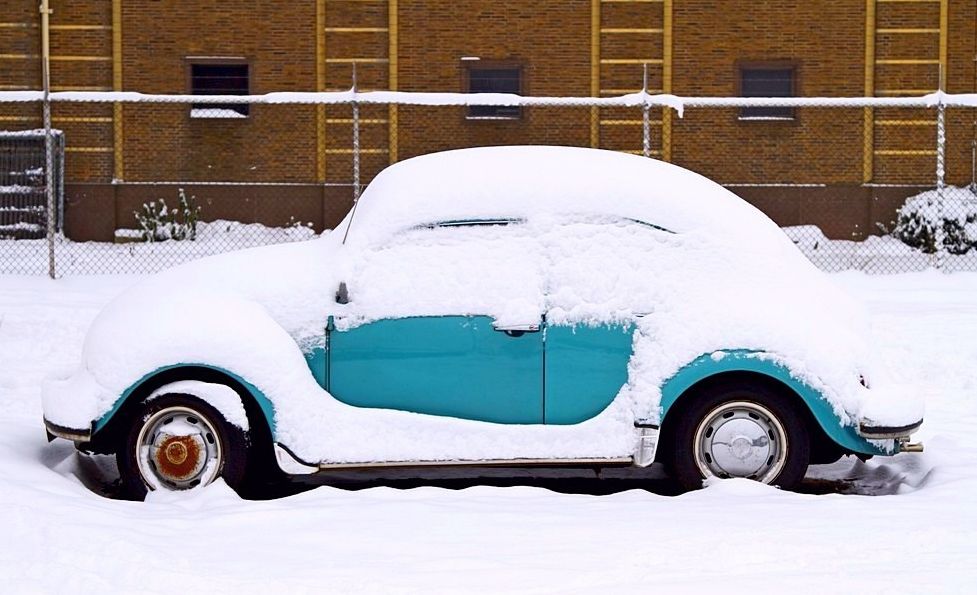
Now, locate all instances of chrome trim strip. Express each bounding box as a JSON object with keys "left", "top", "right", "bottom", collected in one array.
[{"left": 316, "top": 456, "right": 634, "bottom": 470}]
